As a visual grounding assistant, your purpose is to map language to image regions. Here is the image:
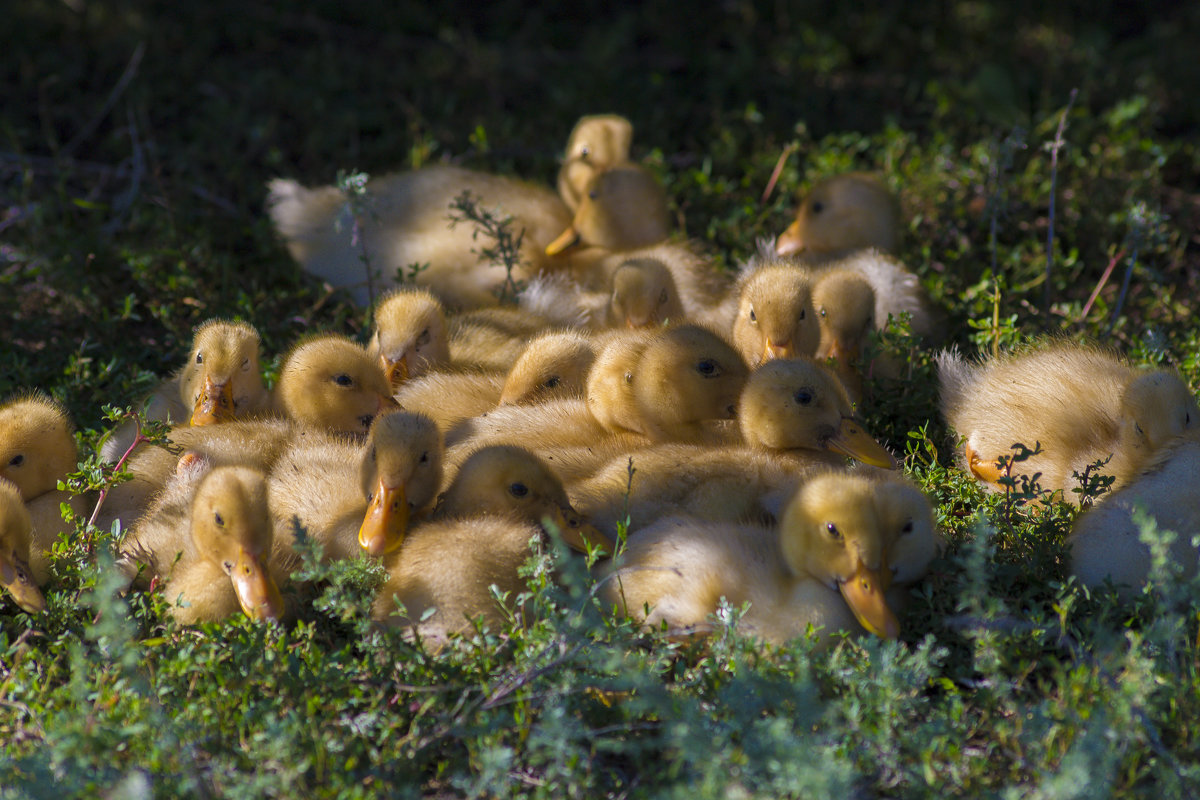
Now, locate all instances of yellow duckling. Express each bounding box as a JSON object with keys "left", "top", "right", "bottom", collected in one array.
[
  {"left": 0, "top": 394, "right": 88, "bottom": 582},
  {"left": 446, "top": 307, "right": 555, "bottom": 372},
  {"left": 775, "top": 172, "right": 901, "bottom": 258},
  {"left": 572, "top": 358, "right": 897, "bottom": 534},
  {"left": 101, "top": 319, "right": 270, "bottom": 462},
  {"left": 558, "top": 114, "right": 634, "bottom": 211},
  {"left": 603, "top": 471, "right": 937, "bottom": 643},
  {"left": 938, "top": 344, "right": 1200, "bottom": 502},
  {"left": 729, "top": 258, "right": 821, "bottom": 367},
  {"left": 517, "top": 256, "right": 687, "bottom": 331},
  {"left": 120, "top": 463, "right": 285, "bottom": 624},
  {"left": 1069, "top": 439, "right": 1200, "bottom": 598},
  {"left": 368, "top": 288, "right": 453, "bottom": 389},
  {"left": 268, "top": 165, "right": 573, "bottom": 309},
  {"left": 0, "top": 481, "right": 46, "bottom": 613},
  {"left": 270, "top": 411, "right": 443, "bottom": 562},
  {"left": 373, "top": 445, "right": 608, "bottom": 636},
  {"left": 544, "top": 163, "right": 671, "bottom": 258}
]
